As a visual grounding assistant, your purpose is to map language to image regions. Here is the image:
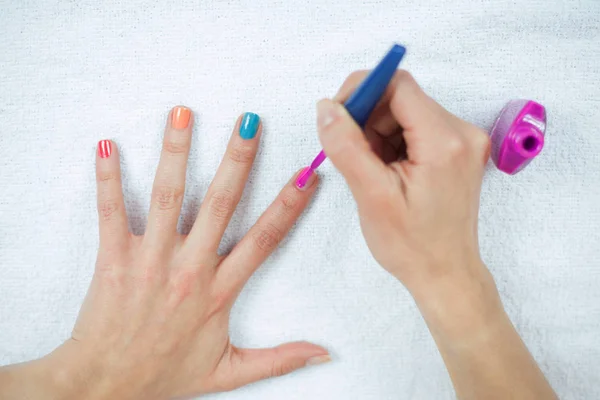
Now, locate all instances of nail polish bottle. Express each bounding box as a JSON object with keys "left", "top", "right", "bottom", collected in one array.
[{"left": 490, "top": 100, "right": 546, "bottom": 175}]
